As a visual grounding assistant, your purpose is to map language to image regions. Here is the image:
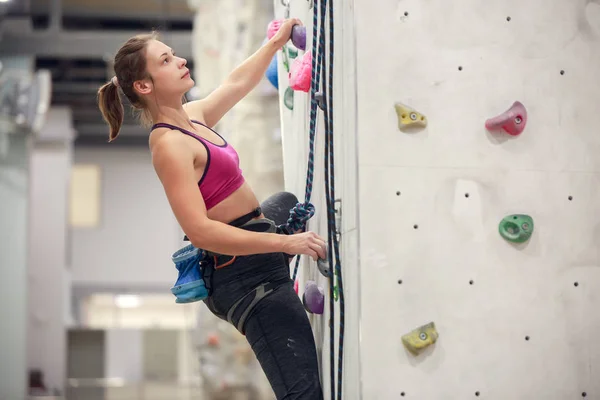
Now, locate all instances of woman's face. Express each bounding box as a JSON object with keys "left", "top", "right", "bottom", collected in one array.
[{"left": 140, "top": 39, "right": 195, "bottom": 100}]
